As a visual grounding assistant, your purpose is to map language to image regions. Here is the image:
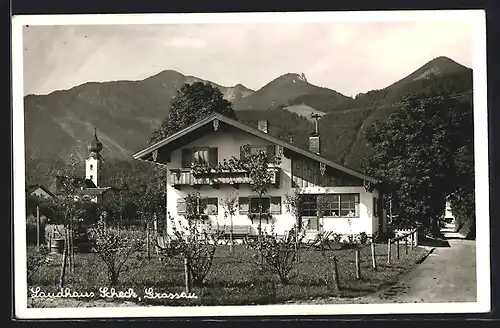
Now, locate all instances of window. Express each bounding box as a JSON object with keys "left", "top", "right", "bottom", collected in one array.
[
  {"left": 90, "top": 175, "right": 94, "bottom": 180},
  {"left": 270, "top": 197, "right": 282, "bottom": 214},
  {"left": 193, "top": 148, "right": 209, "bottom": 164},
  {"left": 182, "top": 147, "right": 218, "bottom": 168},
  {"left": 239, "top": 197, "right": 249, "bottom": 214},
  {"left": 240, "top": 145, "right": 276, "bottom": 160},
  {"left": 301, "top": 194, "right": 317, "bottom": 217},
  {"left": 200, "top": 197, "right": 218, "bottom": 215},
  {"left": 340, "top": 194, "right": 359, "bottom": 217},
  {"left": 177, "top": 197, "right": 218, "bottom": 215},
  {"left": 300, "top": 194, "right": 360, "bottom": 218},
  {"left": 90, "top": 164, "right": 94, "bottom": 170},
  {"left": 177, "top": 199, "right": 187, "bottom": 215},
  {"left": 250, "top": 197, "right": 270, "bottom": 214},
  {"left": 317, "top": 194, "right": 340, "bottom": 217},
  {"left": 238, "top": 196, "right": 281, "bottom": 215}
]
